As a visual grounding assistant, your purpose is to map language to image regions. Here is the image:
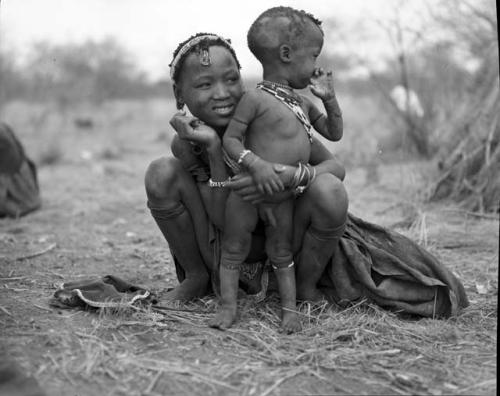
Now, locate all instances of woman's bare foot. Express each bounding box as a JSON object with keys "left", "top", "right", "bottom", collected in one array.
[
  {"left": 280, "top": 310, "right": 301, "bottom": 334},
  {"left": 162, "top": 276, "right": 209, "bottom": 301},
  {"left": 297, "top": 286, "right": 325, "bottom": 303},
  {"left": 208, "top": 304, "right": 237, "bottom": 330}
]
